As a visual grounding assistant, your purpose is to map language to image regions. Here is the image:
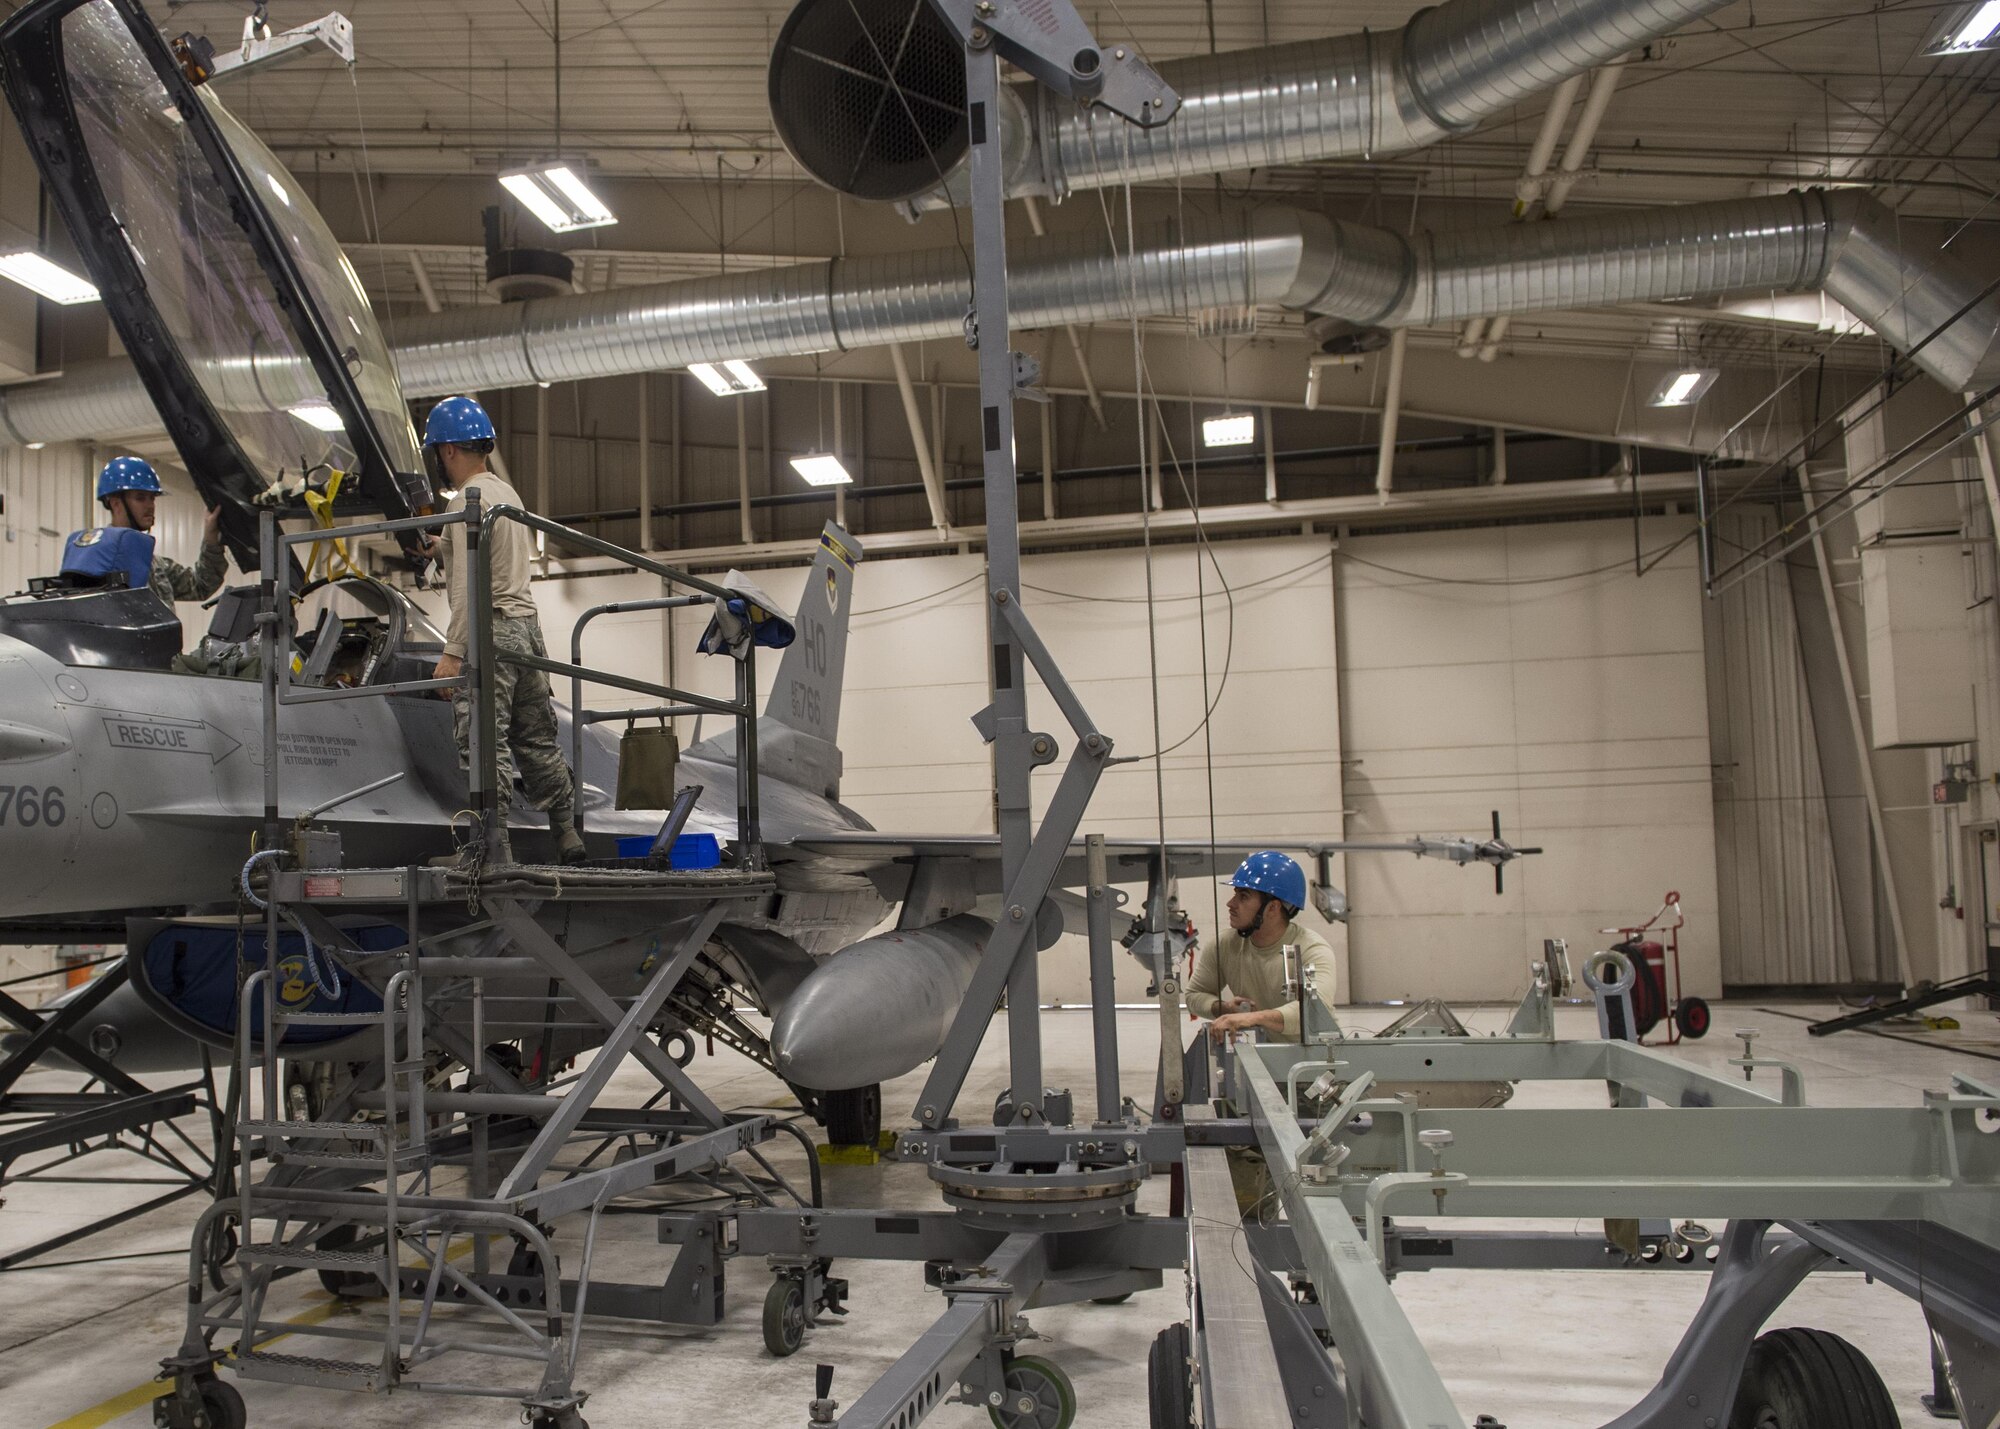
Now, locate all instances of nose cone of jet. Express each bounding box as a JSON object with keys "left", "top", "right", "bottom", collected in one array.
[{"left": 769, "top": 916, "right": 989, "bottom": 1091}]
